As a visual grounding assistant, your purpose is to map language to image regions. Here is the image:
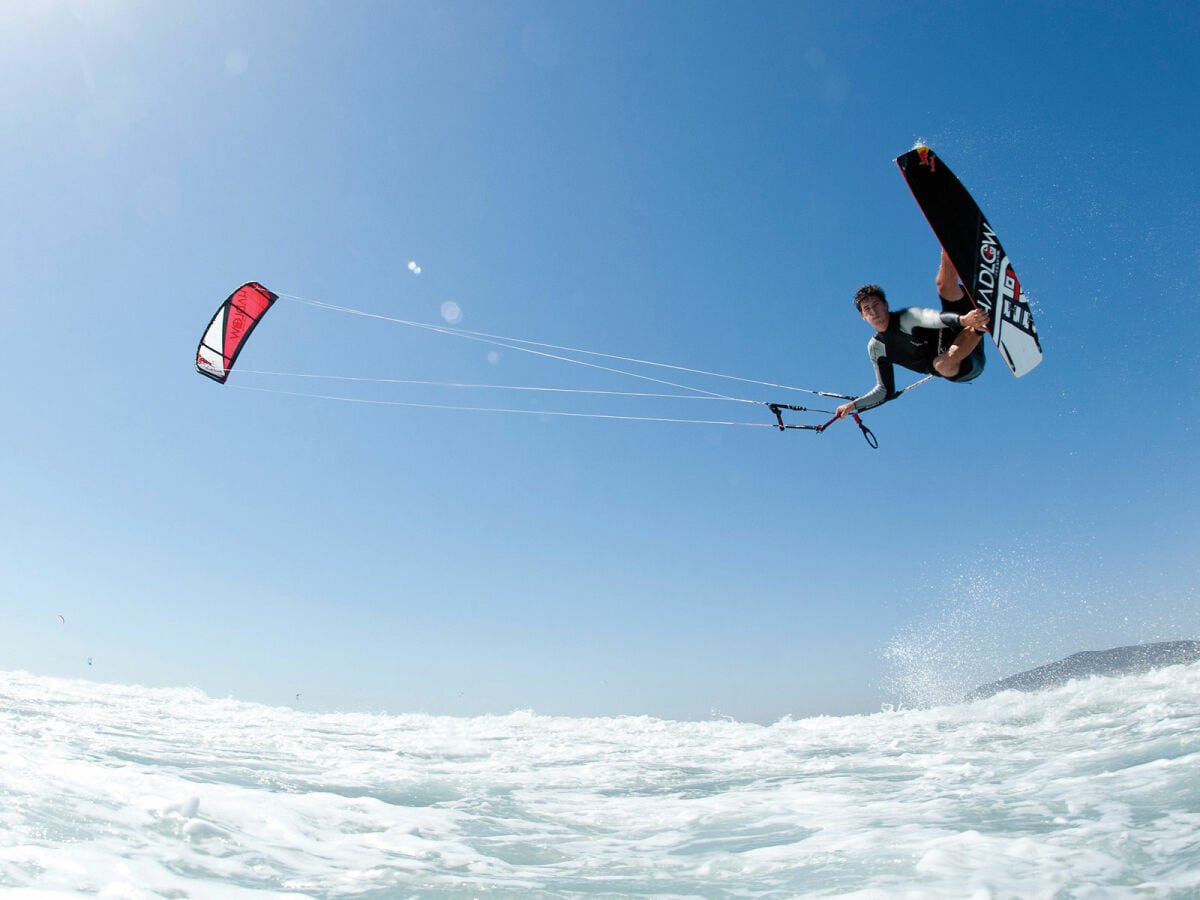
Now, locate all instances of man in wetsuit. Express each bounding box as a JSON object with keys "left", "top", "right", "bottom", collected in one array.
[{"left": 835, "top": 251, "right": 990, "bottom": 419}]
